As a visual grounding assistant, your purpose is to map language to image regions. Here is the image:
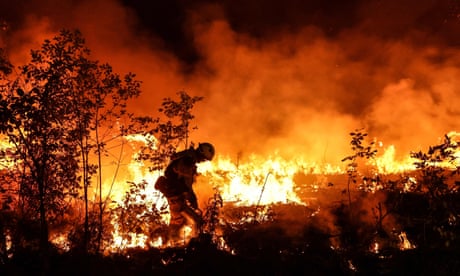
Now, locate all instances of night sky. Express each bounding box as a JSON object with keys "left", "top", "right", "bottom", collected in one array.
[
  {"left": 2, "top": 1, "right": 458, "bottom": 64},
  {"left": 1, "top": 0, "right": 459, "bottom": 162},
  {"left": 124, "top": 0, "right": 459, "bottom": 61}
]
